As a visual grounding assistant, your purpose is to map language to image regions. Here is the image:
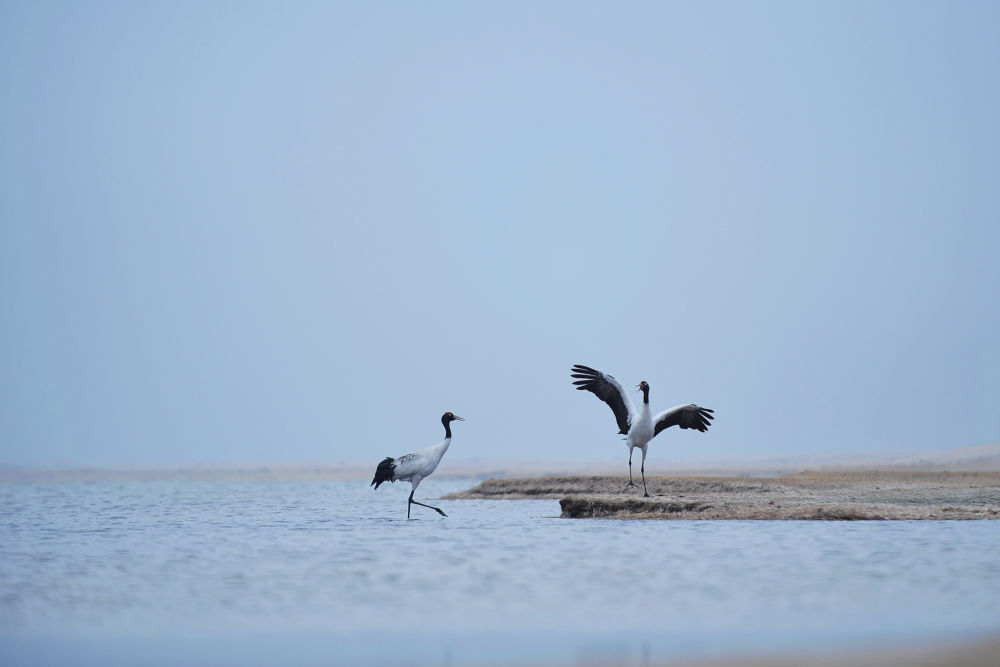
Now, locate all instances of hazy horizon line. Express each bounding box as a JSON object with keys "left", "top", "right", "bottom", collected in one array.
[{"left": 2, "top": 442, "right": 998, "bottom": 482}]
